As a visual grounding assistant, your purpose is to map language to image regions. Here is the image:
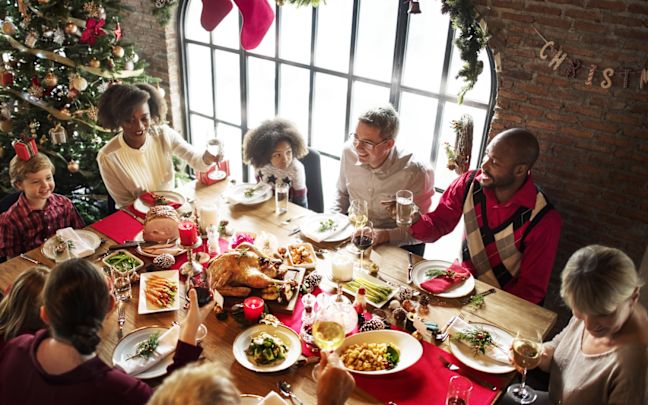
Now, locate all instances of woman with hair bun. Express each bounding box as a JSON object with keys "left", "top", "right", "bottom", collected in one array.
[
  {"left": 97, "top": 83, "right": 222, "bottom": 208},
  {"left": 0, "top": 258, "right": 211, "bottom": 404}
]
